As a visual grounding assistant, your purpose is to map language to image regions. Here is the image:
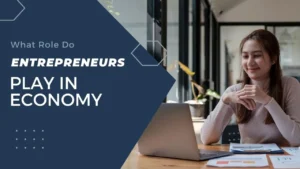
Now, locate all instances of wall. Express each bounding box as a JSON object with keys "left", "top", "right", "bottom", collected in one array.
[
  {"left": 277, "top": 28, "right": 300, "bottom": 77},
  {"left": 218, "top": 0, "right": 300, "bottom": 22}
]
